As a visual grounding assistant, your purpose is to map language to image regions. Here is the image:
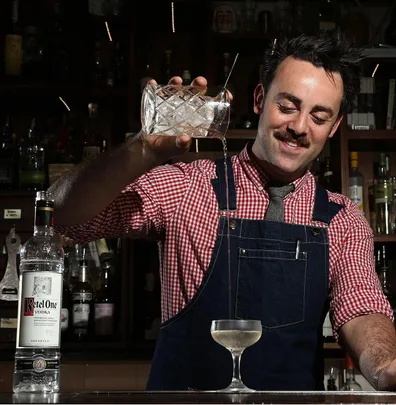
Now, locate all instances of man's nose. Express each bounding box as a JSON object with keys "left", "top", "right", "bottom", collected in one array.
[{"left": 287, "top": 113, "right": 308, "bottom": 137}]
